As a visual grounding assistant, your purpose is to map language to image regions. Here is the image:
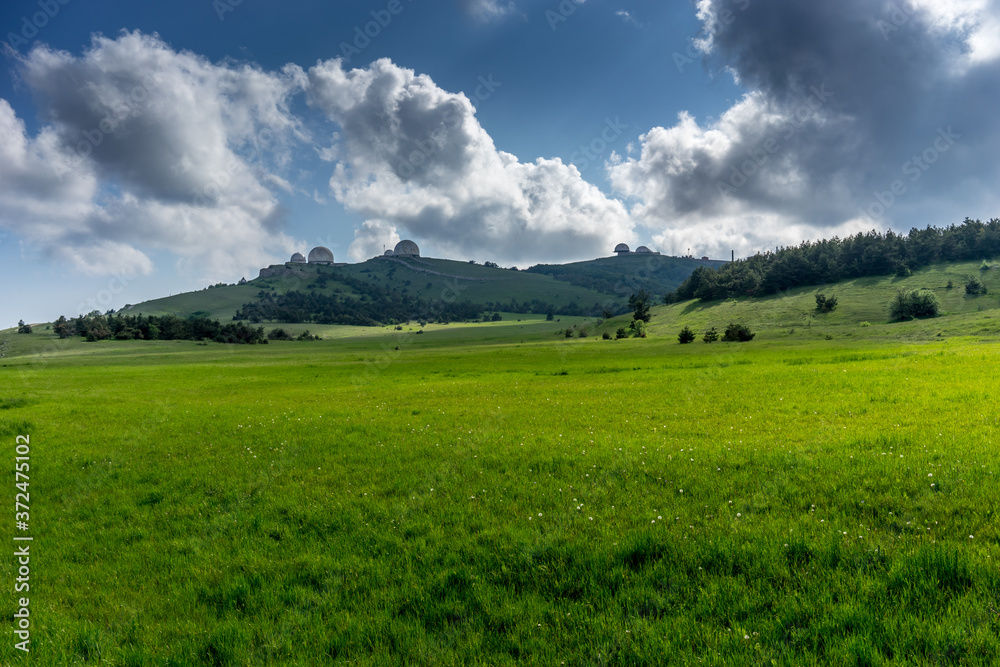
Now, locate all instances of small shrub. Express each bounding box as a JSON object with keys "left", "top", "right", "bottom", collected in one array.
[
  {"left": 17, "top": 320, "right": 32, "bottom": 334},
  {"left": 965, "top": 276, "right": 988, "bottom": 295},
  {"left": 602, "top": 331, "right": 612, "bottom": 340},
  {"left": 895, "top": 263, "right": 912, "bottom": 277},
  {"left": 815, "top": 294, "right": 838, "bottom": 313},
  {"left": 267, "top": 328, "right": 293, "bottom": 341},
  {"left": 678, "top": 326, "right": 695, "bottom": 344},
  {"left": 890, "top": 288, "right": 940, "bottom": 320},
  {"left": 629, "top": 320, "right": 647, "bottom": 338},
  {"left": 946, "top": 279, "right": 954, "bottom": 289},
  {"left": 577, "top": 328, "right": 588, "bottom": 338},
  {"left": 860, "top": 321, "right": 871, "bottom": 327},
  {"left": 702, "top": 327, "right": 719, "bottom": 343},
  {"left": 980, "top": 260, "right": 991, "bottom": 271},
  {"left": 722, "top": 323, "right": 755, "bottom": 342},
  {"left": 564, "top": 328, "right": 574, "bottom": 338},
  {"left": 615, "top": 326, "right": 628, "bottom": 340}
]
